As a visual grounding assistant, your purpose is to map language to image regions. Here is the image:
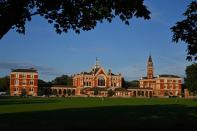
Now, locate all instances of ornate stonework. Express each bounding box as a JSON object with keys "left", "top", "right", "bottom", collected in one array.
[{"left": 73, "top": 58, "right": 122, "bottom": 88}]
